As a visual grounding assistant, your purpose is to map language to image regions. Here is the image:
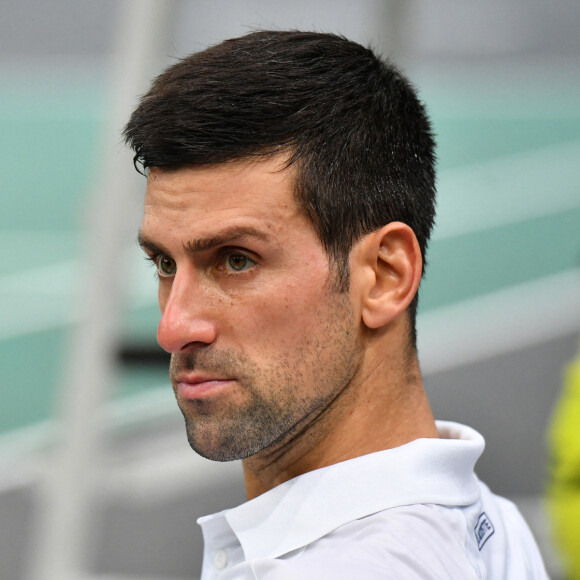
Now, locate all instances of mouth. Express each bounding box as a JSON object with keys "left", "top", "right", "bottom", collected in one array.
[{"left": 174, "top": 374, "right": 235, "bottom": 400}]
